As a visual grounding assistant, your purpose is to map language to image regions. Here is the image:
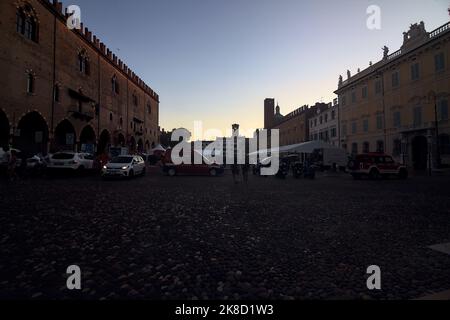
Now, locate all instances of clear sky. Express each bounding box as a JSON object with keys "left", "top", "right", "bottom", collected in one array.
[{"left": 72, "top": 0, "right": 449, "bottom": 139}]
